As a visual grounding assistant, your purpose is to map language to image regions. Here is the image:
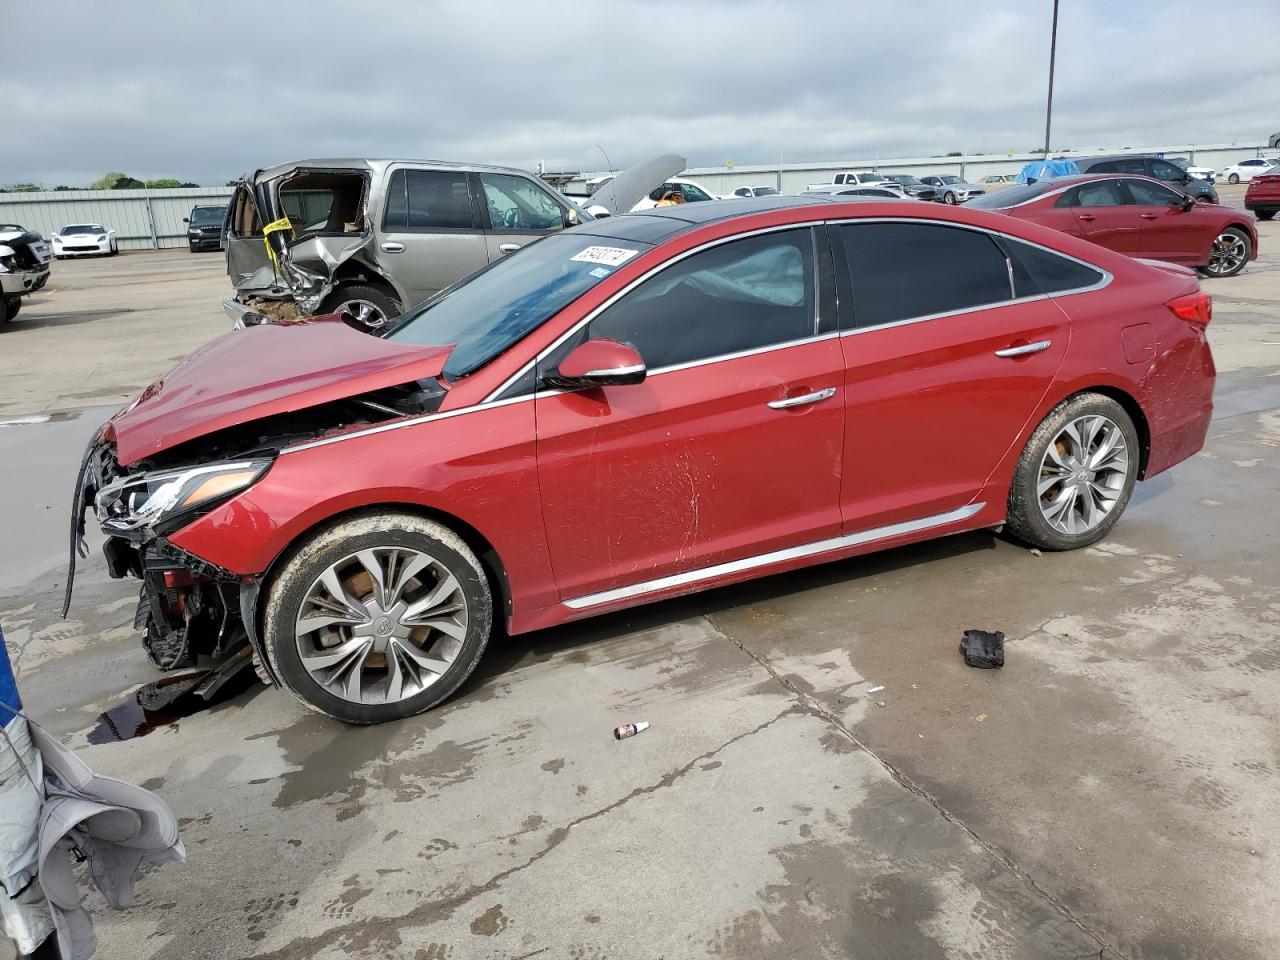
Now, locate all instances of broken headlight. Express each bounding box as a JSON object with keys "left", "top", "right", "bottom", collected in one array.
[{"left": 95, "top": 458, "right": 273, "bottom": 535}]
